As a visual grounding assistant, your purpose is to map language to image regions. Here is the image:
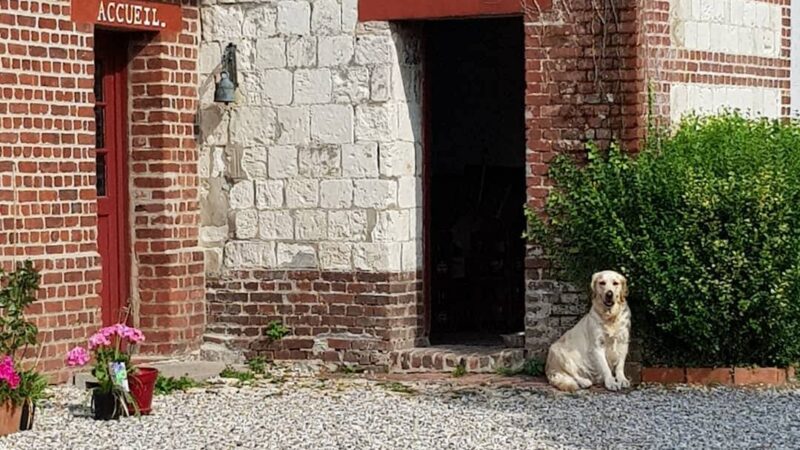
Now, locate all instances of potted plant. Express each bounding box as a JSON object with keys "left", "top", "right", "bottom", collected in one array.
[
  {"left": 16, "top": 368, "right": 47, "bottom": 431},
  {"left": 0, "top": 356, "right": 22, "bottom": 436},
  {"left": 66, "top": 324, "right": 149, "bottom": 420},
  {"left": 0, "top": 261, "right": 43, "bottom": 433}
]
